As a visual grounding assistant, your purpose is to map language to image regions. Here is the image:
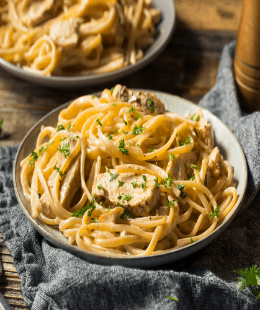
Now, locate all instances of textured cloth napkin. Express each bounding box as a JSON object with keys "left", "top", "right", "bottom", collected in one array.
[{"left": 1, "top": 41, "right": 260, "bottom": 310}]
